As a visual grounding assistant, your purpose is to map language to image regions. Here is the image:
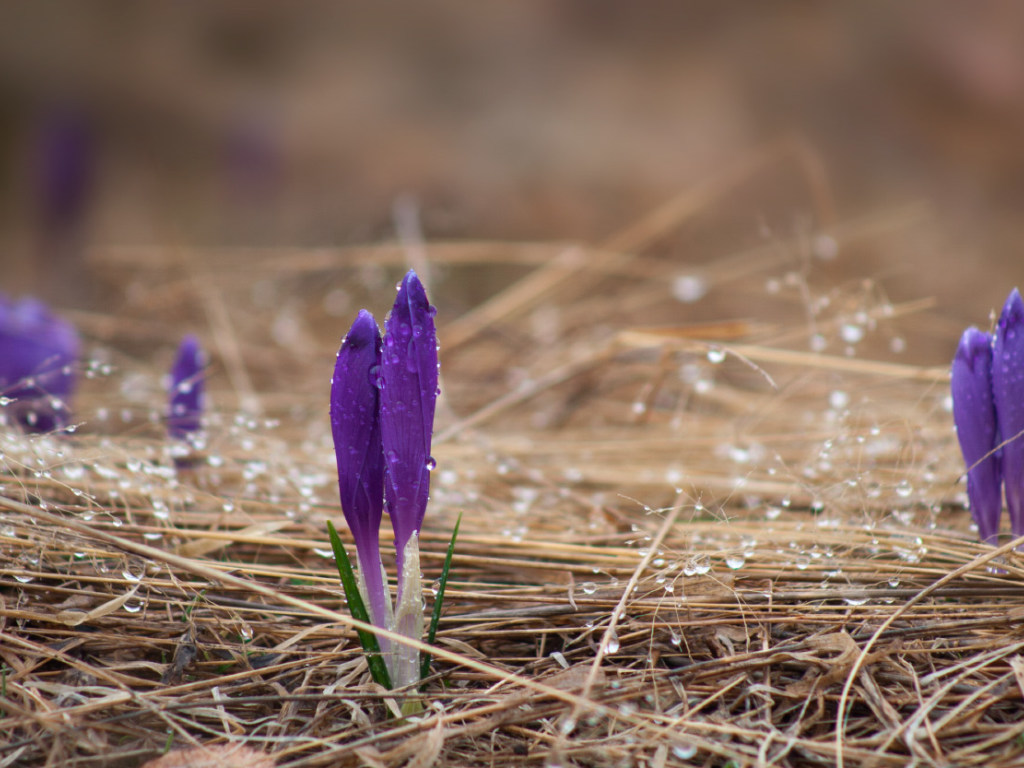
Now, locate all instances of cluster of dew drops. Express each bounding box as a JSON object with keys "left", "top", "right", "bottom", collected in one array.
[
  {"left": 0, "top": 351, "right": 341, "bottom": 623},
  {"left": 589, "top": 237, "right": 947, "bottom": 629}
]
